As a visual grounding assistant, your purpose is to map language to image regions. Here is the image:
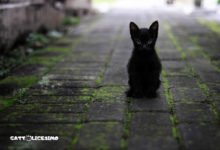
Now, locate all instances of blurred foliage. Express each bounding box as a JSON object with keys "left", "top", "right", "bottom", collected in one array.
[
  {"left": 0, "top": 32, "right": 51, "bottom": 79},
  {"left": 0, "top": 47, "right": 28, "bottom": 78},
  {"left": 218, "top": 0, "right": 220, "bottom": 4},
  {"left": 26, "top": 33, "right": 49, "bottom": 48},
  {"left": 63, "top": 16, "right": 80, "bottom": 26}
]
